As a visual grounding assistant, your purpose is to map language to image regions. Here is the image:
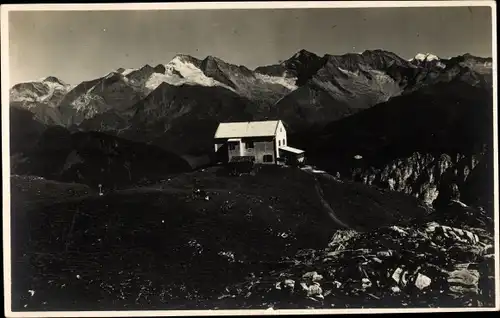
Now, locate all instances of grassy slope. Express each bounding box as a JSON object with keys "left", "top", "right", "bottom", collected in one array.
[
  {"left": 11, "top": 175, "right": 94, "bottom": 207},
  {"left": 11, "top": 165, "right": 429, "bottom": 310},
  {"left": 11, "top": 129, "right": 192, "bottom": 190}
]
